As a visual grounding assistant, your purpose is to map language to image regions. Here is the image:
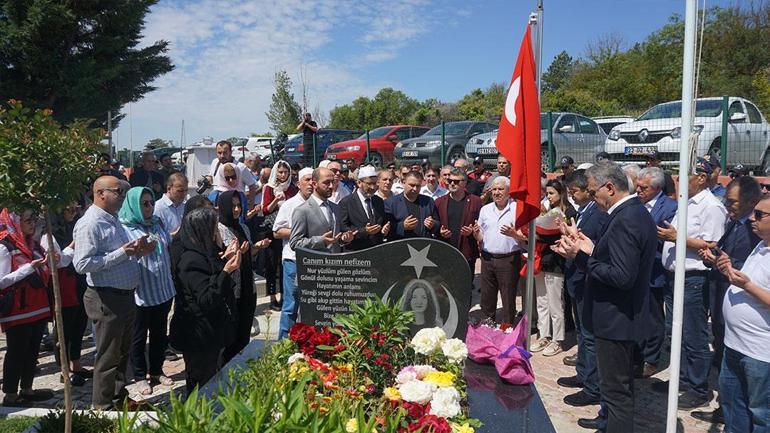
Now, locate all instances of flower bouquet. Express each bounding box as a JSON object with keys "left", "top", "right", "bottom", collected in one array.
[{"left": 466, "top": 316, "right": 534, "bottom": 385}]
